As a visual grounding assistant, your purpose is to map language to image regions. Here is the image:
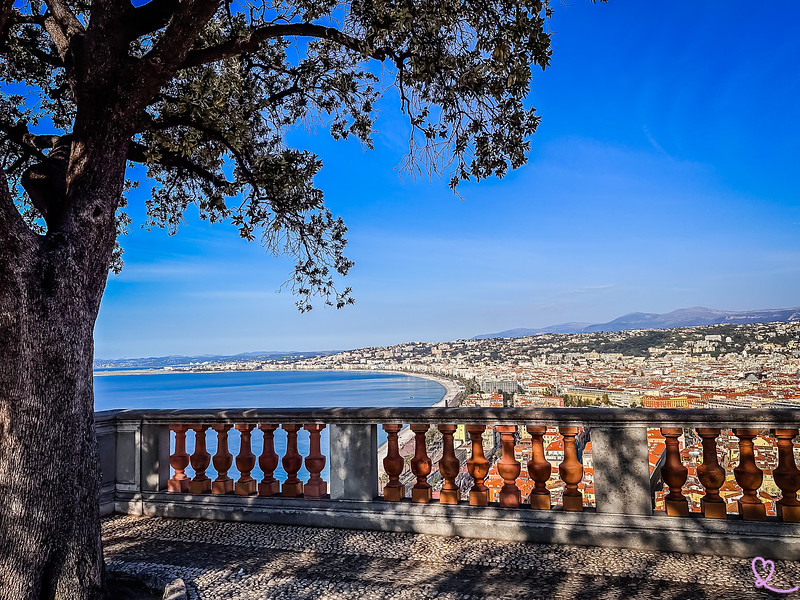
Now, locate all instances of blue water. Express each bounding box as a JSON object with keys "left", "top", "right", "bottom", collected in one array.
[{"left": 93, "top": 370, "right": 443, "bottom": 485}]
